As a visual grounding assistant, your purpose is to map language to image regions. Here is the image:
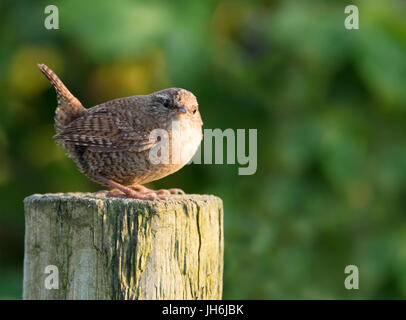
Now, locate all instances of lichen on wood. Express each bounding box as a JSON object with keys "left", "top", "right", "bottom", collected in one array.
[{"left": 23, "top": 193, "right": 223, "bottom": 300}]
